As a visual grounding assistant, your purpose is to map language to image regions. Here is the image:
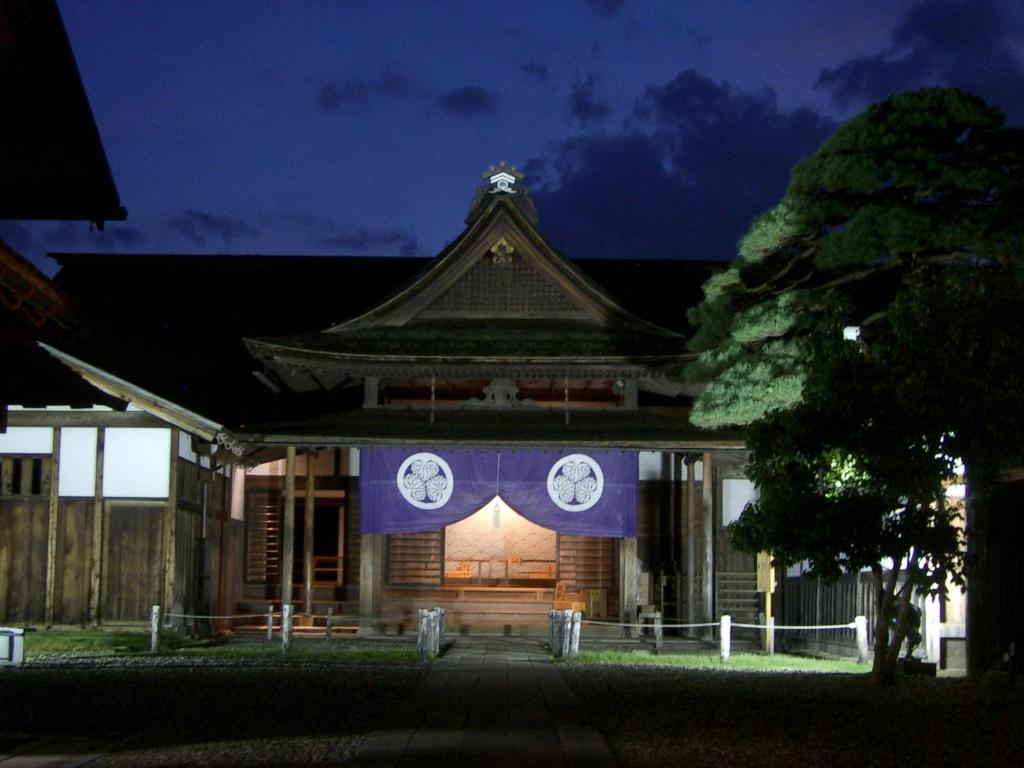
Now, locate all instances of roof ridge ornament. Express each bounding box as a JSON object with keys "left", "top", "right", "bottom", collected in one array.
[{"left": 466, "top": 161, "right": 539, "bottom": 225}]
